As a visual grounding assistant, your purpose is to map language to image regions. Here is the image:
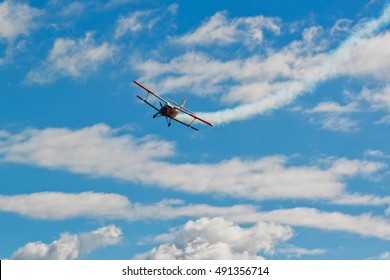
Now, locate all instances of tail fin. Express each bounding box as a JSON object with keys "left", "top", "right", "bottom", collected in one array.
[{"left": 180, "top": 98, "right": 187, "bottom": 108}]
